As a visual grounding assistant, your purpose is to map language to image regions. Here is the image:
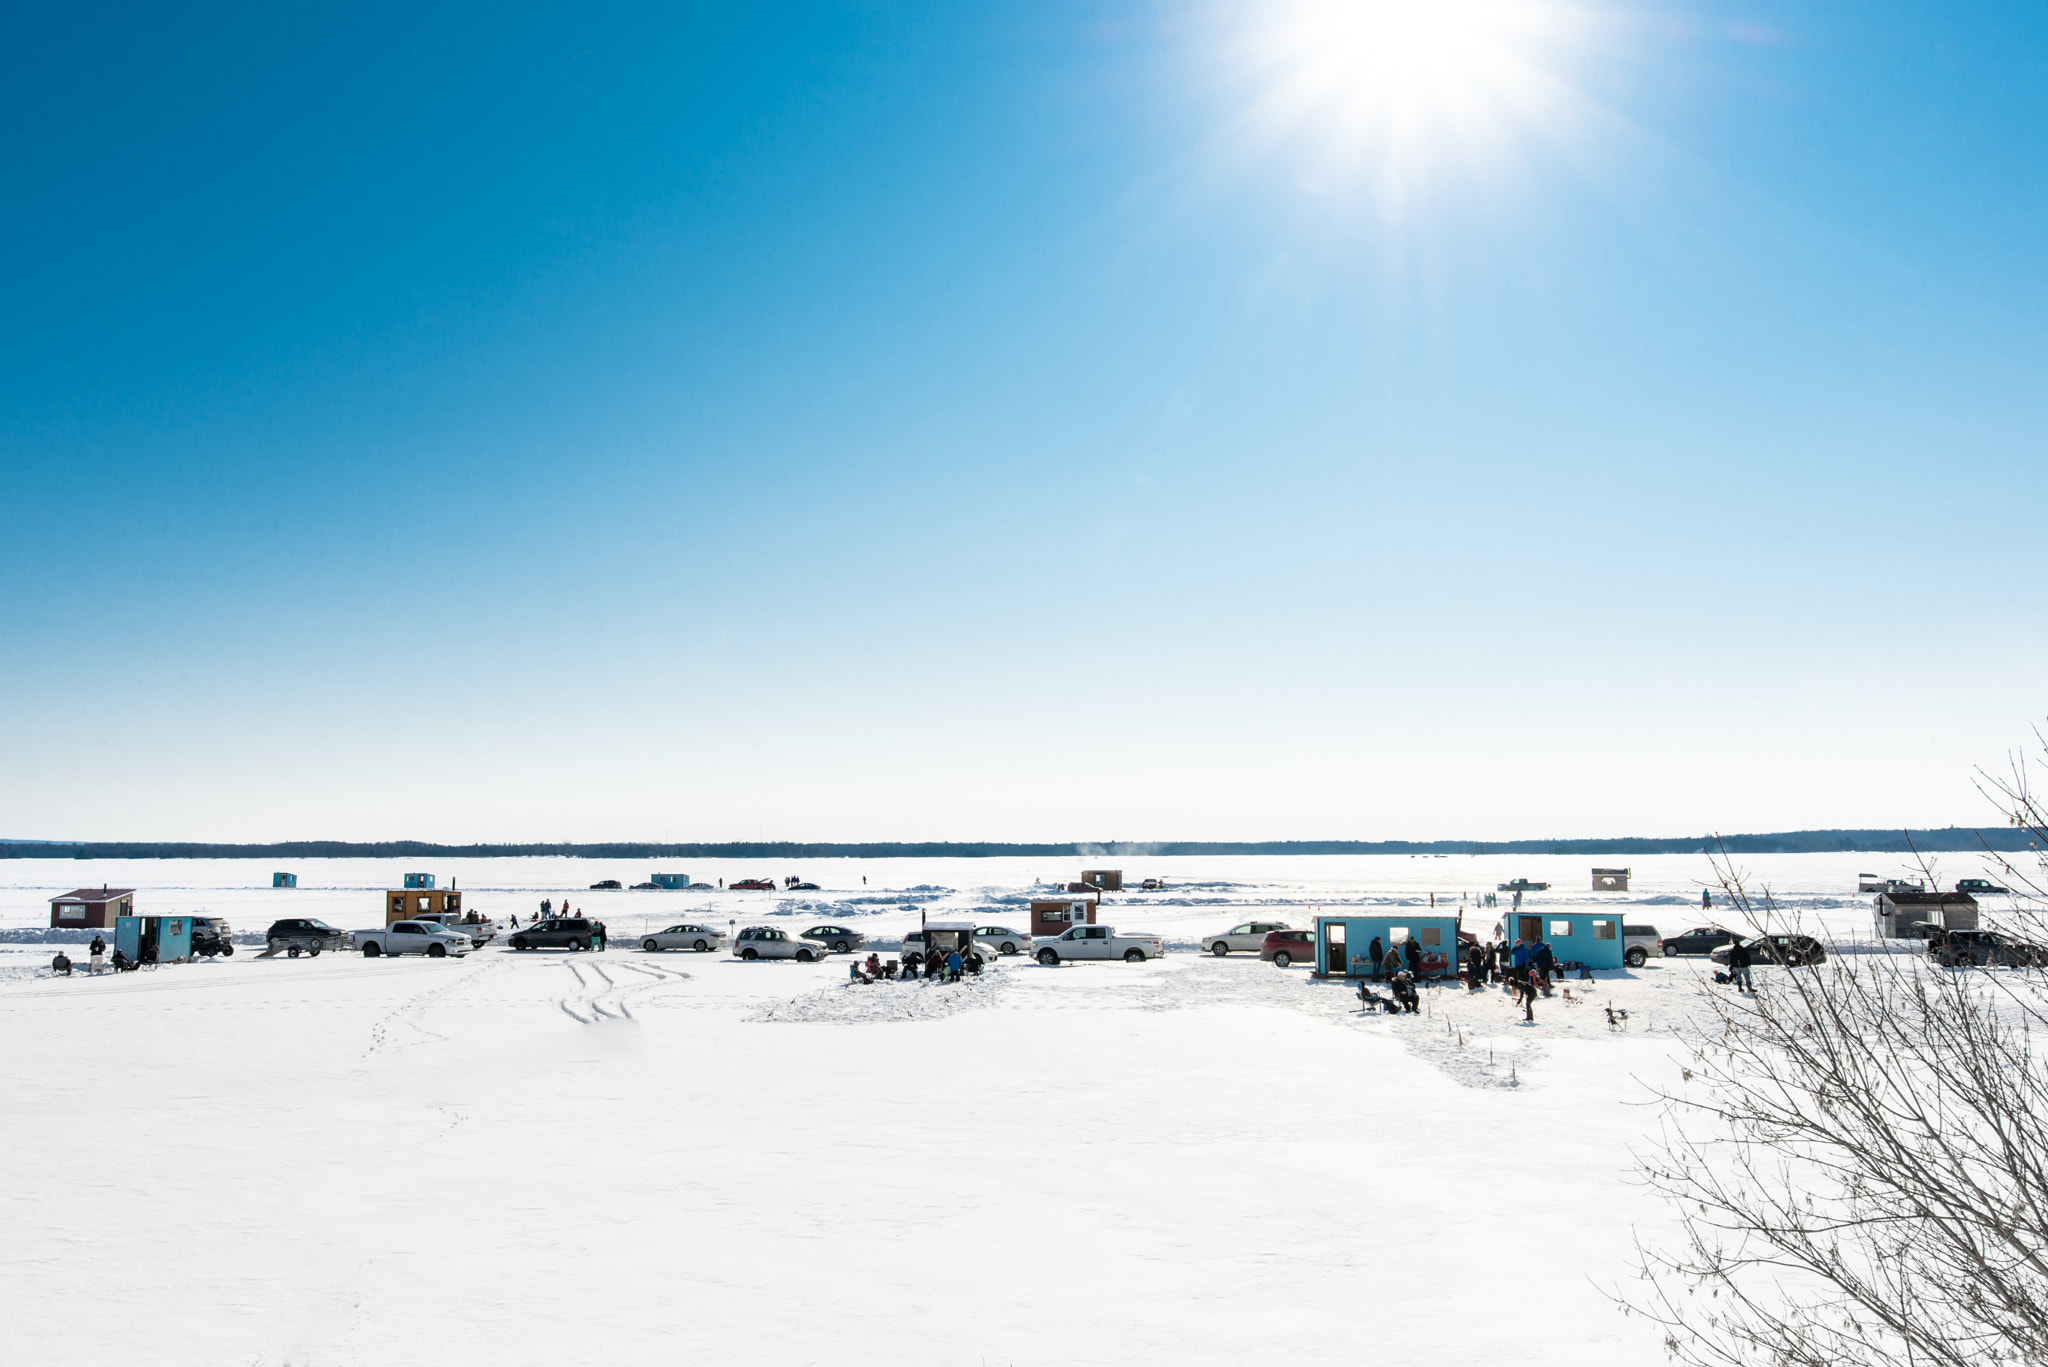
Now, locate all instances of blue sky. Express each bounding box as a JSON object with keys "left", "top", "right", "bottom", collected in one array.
[{"left": 3, "top": 0, "right": 2044, "bottom": 842}]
